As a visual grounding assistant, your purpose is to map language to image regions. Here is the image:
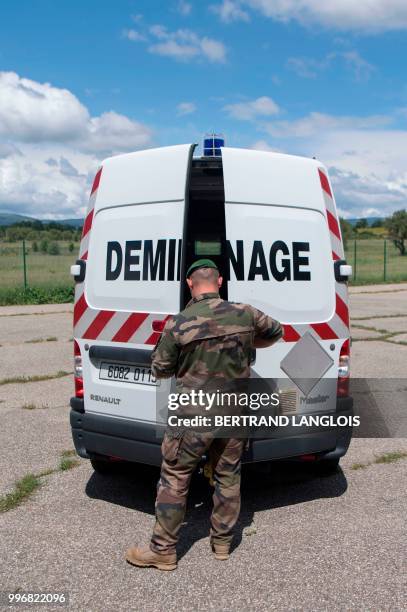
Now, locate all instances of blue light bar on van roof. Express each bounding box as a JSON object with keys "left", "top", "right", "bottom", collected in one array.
[{"left": 203, "top": 133, "right": 224, "bottom": 157}]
